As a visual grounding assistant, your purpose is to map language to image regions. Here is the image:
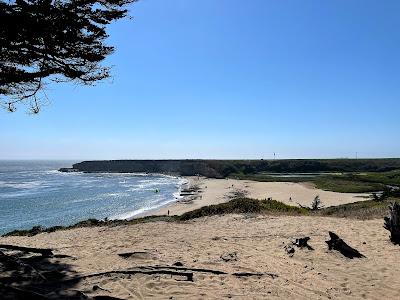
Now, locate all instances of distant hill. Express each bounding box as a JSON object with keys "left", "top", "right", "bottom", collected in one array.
[{"left": 63, "top": 159, "right": 400, "bottom": 178}]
